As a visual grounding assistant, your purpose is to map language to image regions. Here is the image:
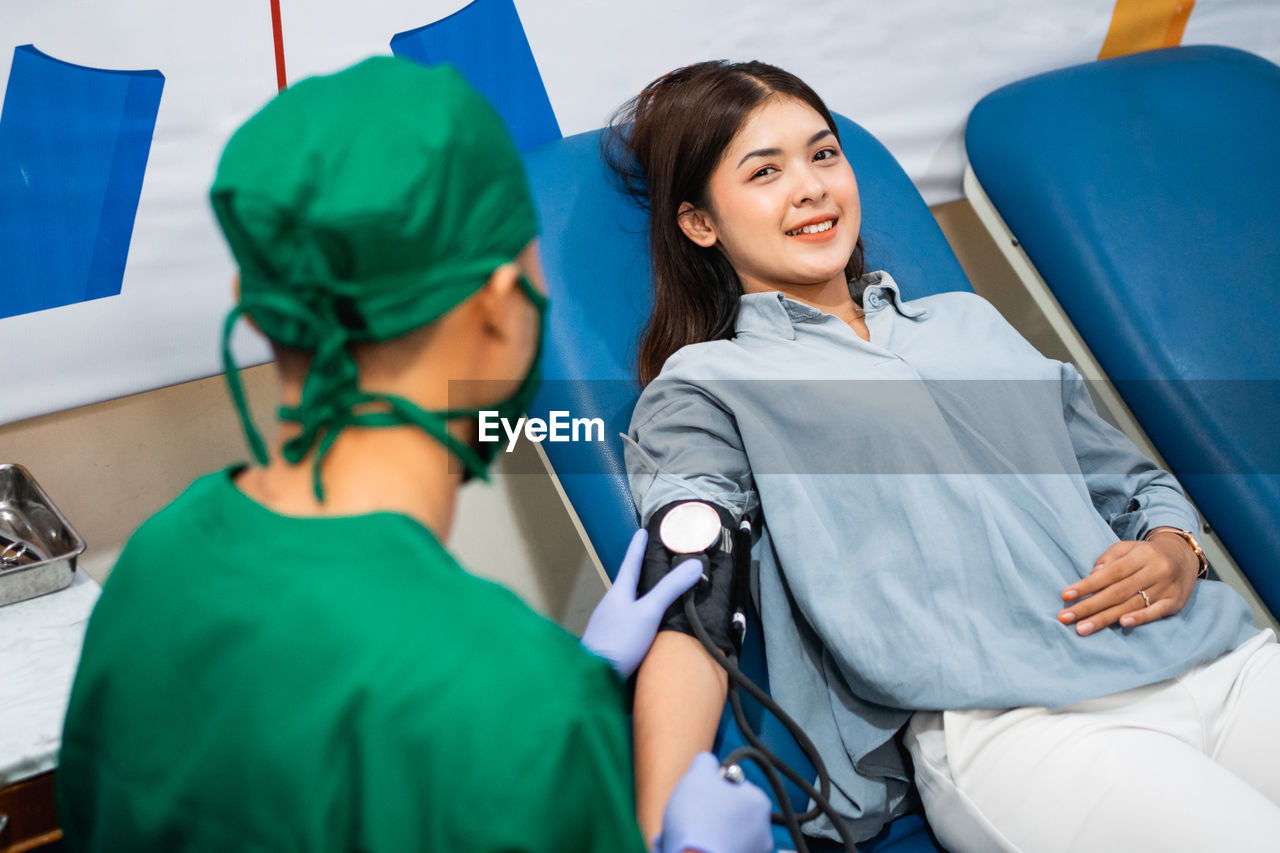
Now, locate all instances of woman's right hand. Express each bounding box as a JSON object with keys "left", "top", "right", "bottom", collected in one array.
[{"left": 655, "top": 752, "right": 774, "bottom": 853}]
